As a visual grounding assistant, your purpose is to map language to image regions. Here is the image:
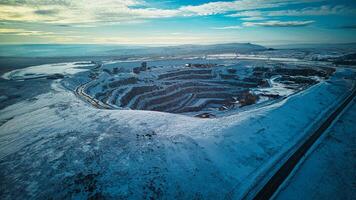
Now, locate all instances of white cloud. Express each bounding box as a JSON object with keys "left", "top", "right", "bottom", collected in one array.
[
  {"left": 179, "top": 0, "right": 321, "bottom": 16},
  {"left": 170, "top": 32, "right": 183, "bottom": 35},
  {"left": 0, "top": 0, "right": 179, "bottom": 25},
  {"left": 243, "top": 20, "right": 314, "bottom": 27},
  {"left": 240, "top": 17, "right": 266, "bottom": 21},
  {"left": 89, "top": 35, "right": 213, "bottom": 45},
  {"left": 212, "top": 25, "right": 242, "bottom": 30},
  {"left": 228, "top": 5, "right": 356, "bottom": 18},
  {"left": 0, "top": 28, "right": 54, "bottom": 35},
  {"left": 228, "top": 11, "right": 263, "bottom": 17},
  {"left": 0, "top": 0, "right": 325, "bottom": 26},
  {"left": 267, "top": 5, "right": 356, "bottom": 16}
]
